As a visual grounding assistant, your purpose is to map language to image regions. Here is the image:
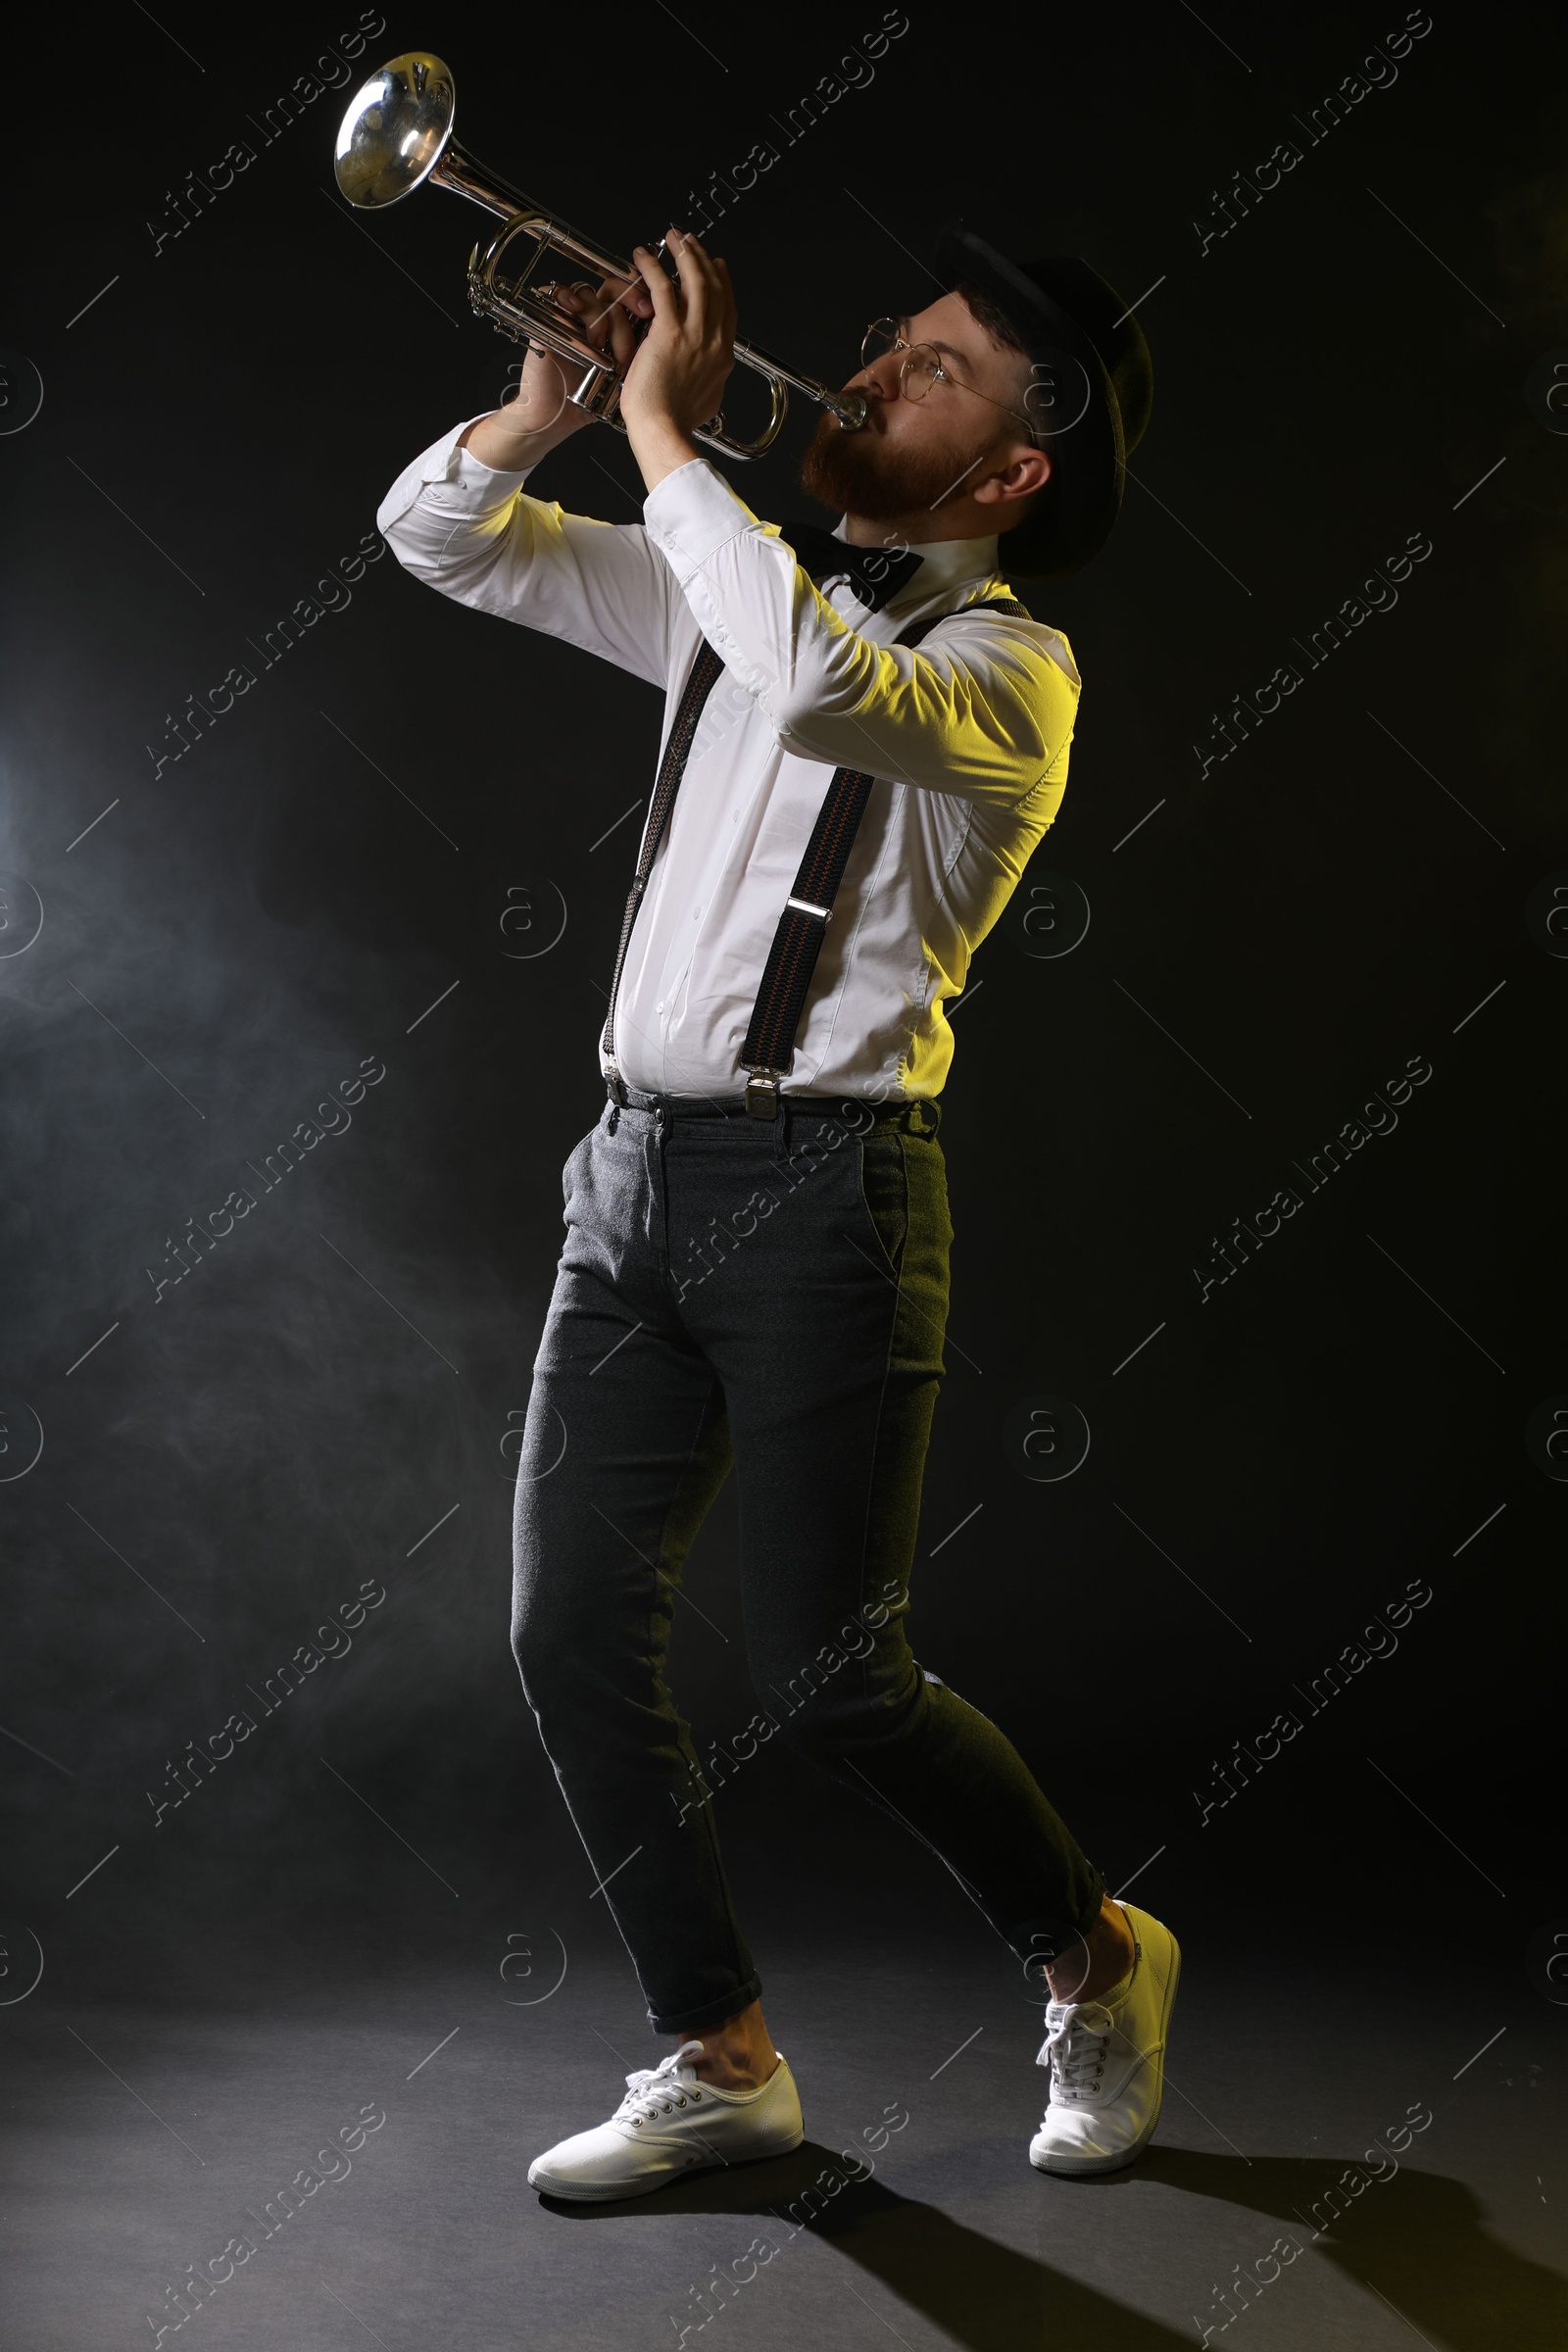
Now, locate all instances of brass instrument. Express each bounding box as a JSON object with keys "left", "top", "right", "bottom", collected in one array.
[{"left": 333, "top": 53, "right": 868, "bottom": 459}]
